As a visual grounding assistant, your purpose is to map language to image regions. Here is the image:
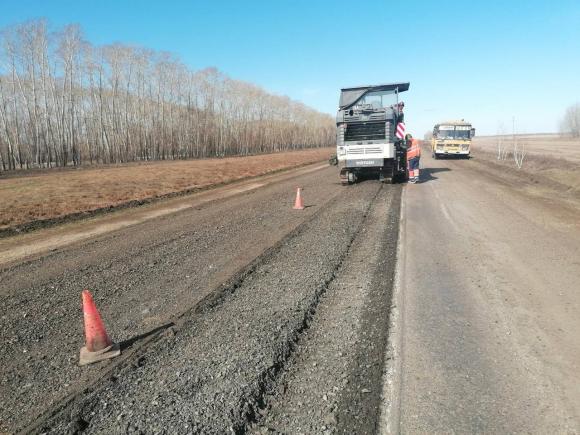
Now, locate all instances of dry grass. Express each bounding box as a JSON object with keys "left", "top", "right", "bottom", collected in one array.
[
  {"left": 0, "top": 148, "right": 333, "bottom": 230},
  {"left": 472, "top": 136, "right": 580, "bottom": 196},
  {"left": 474, "top": 134, "right": 580, "bottom": 163}
]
